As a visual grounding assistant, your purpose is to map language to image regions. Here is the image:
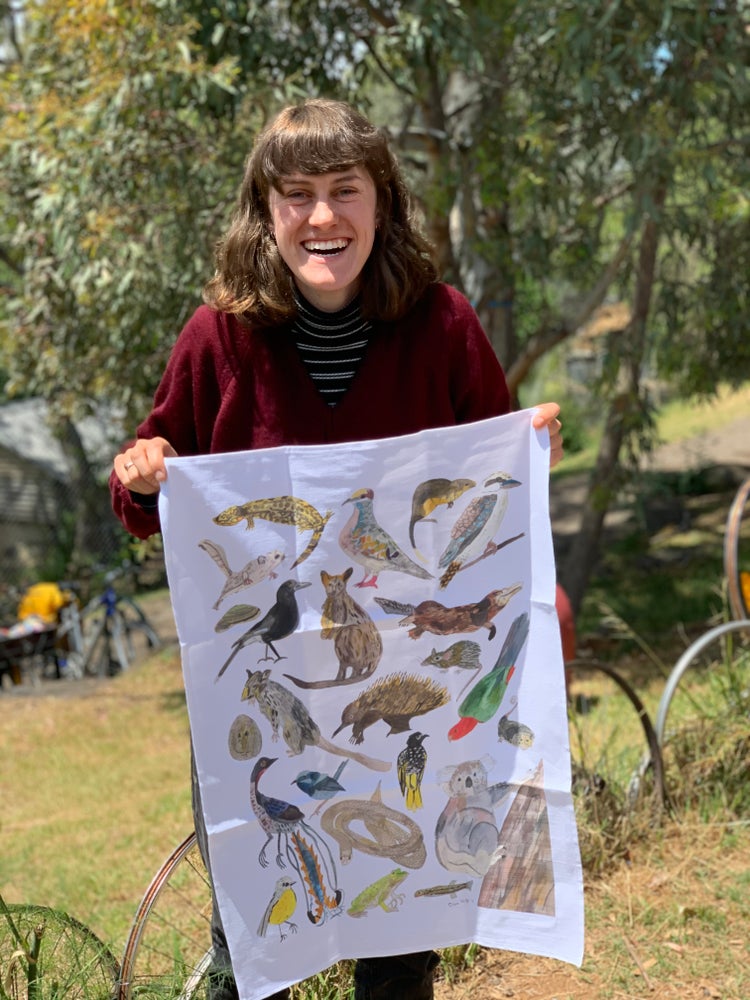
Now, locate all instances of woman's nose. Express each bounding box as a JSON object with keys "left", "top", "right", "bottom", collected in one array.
[{"left": 308, "top": 198, "right": 336, "bottom": 226}]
